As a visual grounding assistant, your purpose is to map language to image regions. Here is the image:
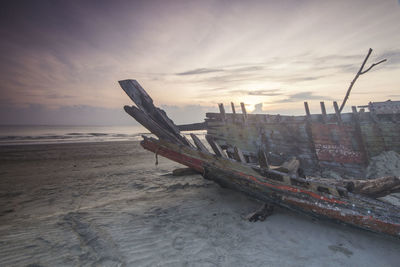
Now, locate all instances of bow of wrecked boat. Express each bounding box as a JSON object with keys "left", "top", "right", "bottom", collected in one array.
[{"left": 118, "top": 79, "right": 400, "bottom": 239}]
